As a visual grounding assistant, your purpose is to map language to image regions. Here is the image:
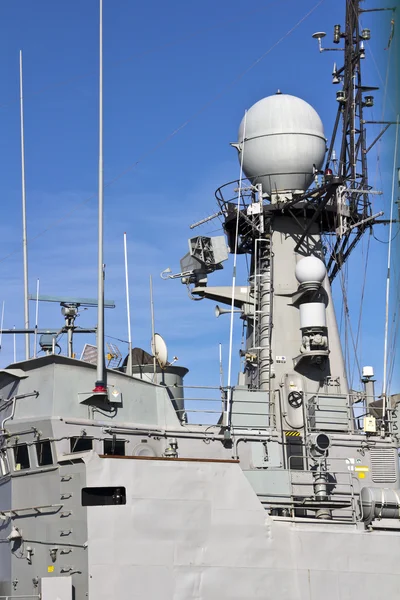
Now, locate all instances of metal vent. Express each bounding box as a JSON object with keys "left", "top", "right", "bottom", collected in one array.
[
  {"left": 370, "top": 448, "right": 397, "bottom": 484},
  {"left": 80, "top": 344, "right": 97, "bottom": 365}
]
